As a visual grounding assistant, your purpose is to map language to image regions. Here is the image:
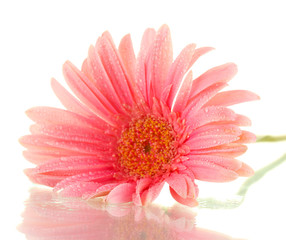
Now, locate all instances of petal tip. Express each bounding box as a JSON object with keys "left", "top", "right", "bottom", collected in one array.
[
  {"left": 25, "top": 108, "right": 34, "bottom": 118},
  {"left": 236, "top": 162, "right": 255, "bottom": 177},
  {"left": 159, "top": 24, "right": 170, "bottom": 31},
  {"left": 227, "top": 62, "right": 238, "bottom": 74},
  {"left": 18, "top": 136, "right": 27, "bottom": 146}
]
